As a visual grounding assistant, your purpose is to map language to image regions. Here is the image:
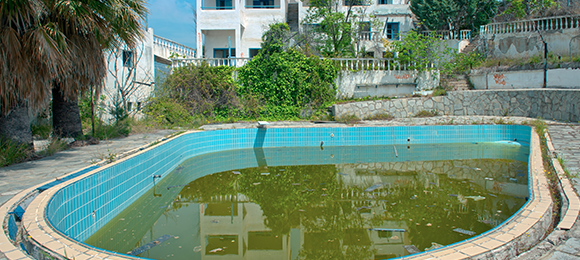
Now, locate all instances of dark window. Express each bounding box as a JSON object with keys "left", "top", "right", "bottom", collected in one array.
[
  {"left": 249, "top": 48, "right": 260, "bottom": 58},
  {"left": 386, "top": 22, "right": 399, "bottom": 40},
  {"left": 216, "top": 0, "right": 233, "bottom": 9},
  {"left": 248, "top": 0, "right": 275, "bottom": 8},
  {"left": 122, "top": 50, "right": 133, "bottom": 67},
  {"left": 213, "top": 48, "right": 236, "bottom": 58},
  {"left": 344, "top": 0, "right": 366, "bottom": 6},
  {"left": 379, "top": 0, "right": 393, "bottom": 4}
]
